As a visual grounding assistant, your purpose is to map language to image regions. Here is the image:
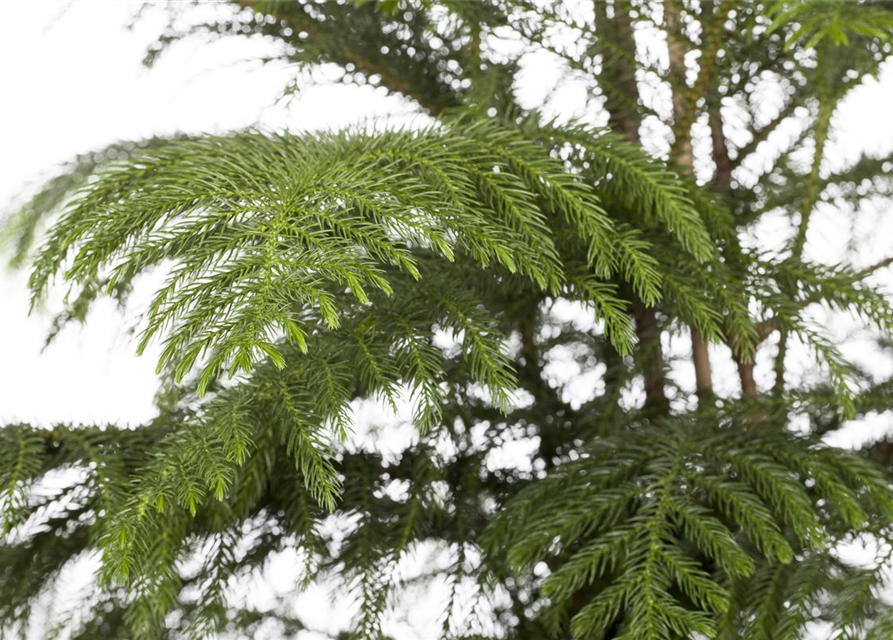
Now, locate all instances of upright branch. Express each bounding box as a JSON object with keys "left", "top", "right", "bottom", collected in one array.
[
  {"left": 665, "top": 0, "right": 723, "bottom": 401},
  {"left": 701, "top": 12, "right": 757, "bottom": 399},
  {"left": 667, "top": 0, "right": 733, "bottom": 165},
  {"left": 596, "top": 0, "right": 670, "bottom": 415}
]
